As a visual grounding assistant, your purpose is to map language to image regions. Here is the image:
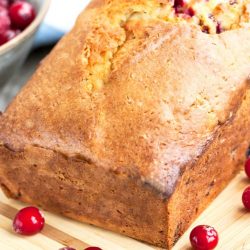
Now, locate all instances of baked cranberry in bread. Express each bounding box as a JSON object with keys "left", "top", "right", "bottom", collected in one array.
[{"left": 0, "top": 0, "right": 250, "bottom": 248}]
